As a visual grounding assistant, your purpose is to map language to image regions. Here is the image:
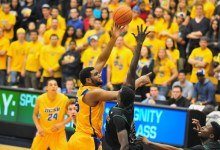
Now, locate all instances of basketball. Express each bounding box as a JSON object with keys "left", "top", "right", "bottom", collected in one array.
[{"left": 112, "top": 6, "right": 133, "bottom": 26}]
